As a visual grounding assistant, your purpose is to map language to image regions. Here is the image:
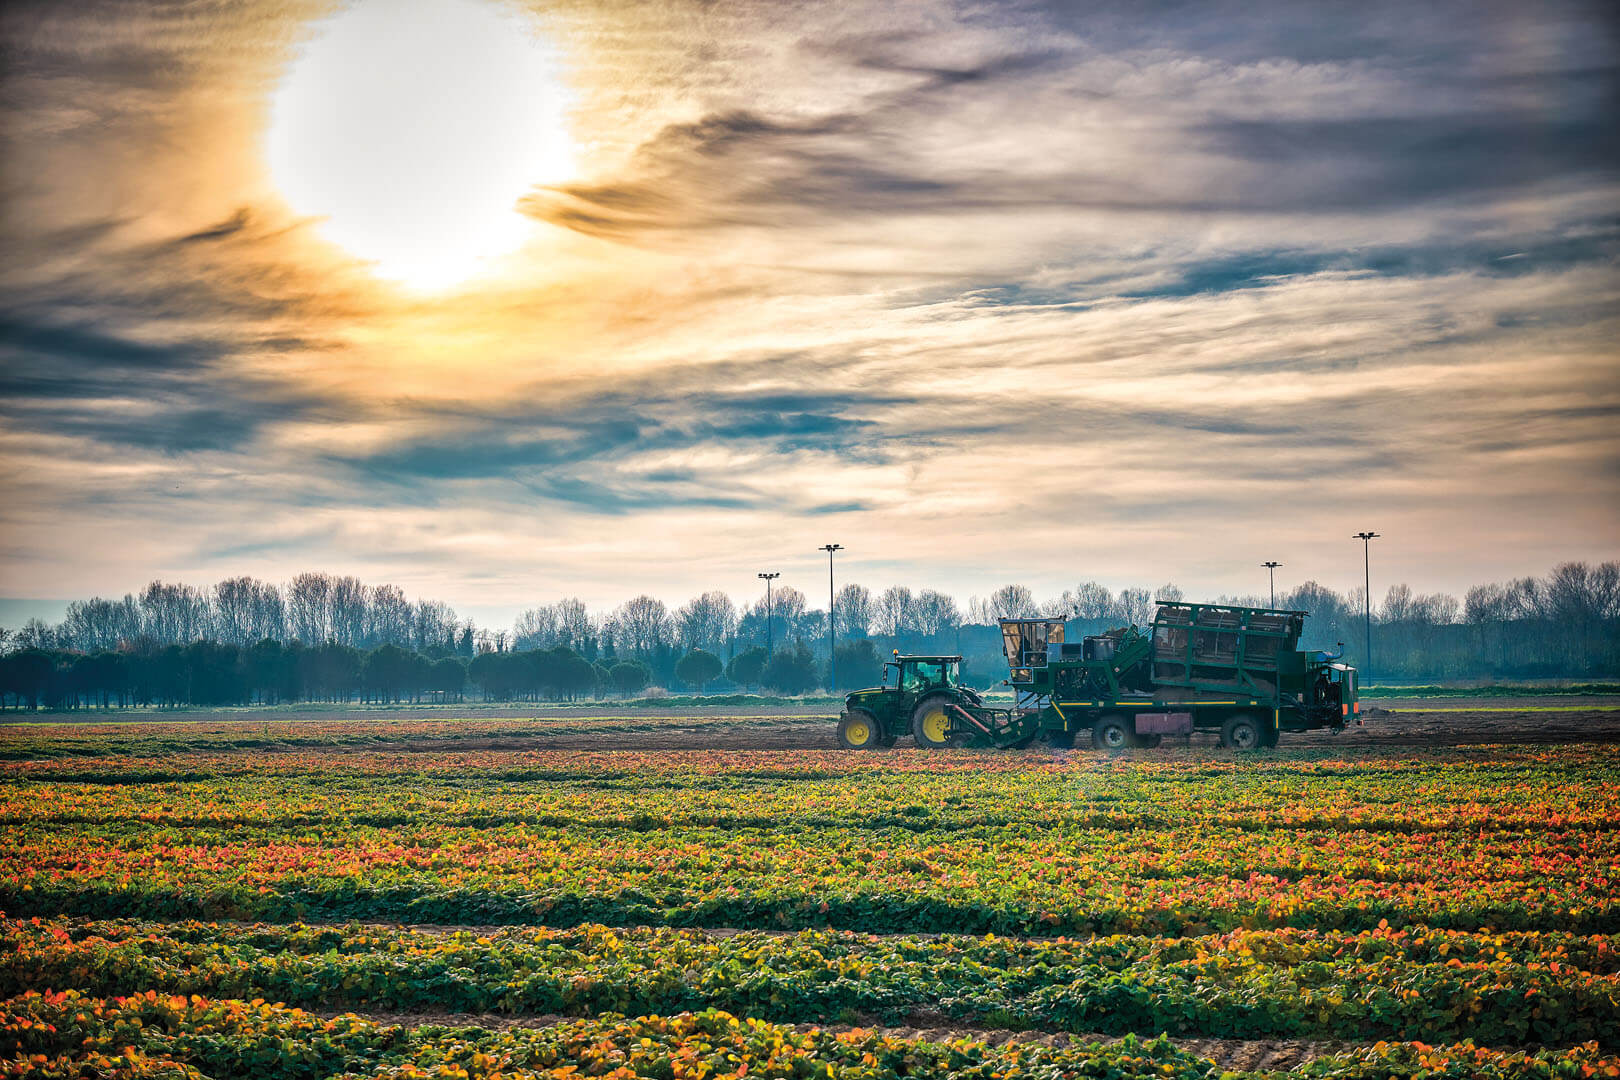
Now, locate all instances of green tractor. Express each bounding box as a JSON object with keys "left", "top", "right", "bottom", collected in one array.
[{"left": 836, "top": 654, "right": 985, "bottom": 749}]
